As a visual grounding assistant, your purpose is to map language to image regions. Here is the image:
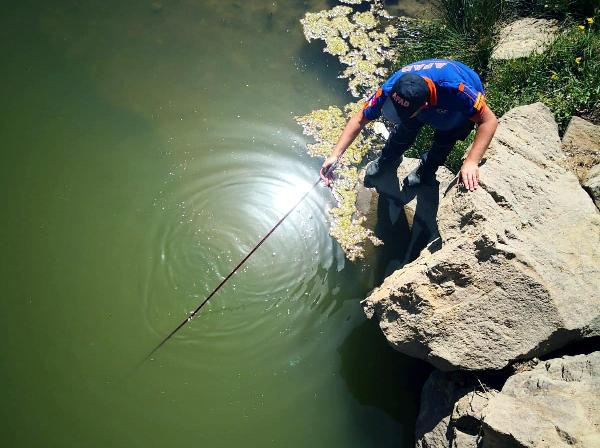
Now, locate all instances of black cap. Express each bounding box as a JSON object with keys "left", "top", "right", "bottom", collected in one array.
[{"left": 389, "top": 73, "right": 428, "bottom": 121}]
